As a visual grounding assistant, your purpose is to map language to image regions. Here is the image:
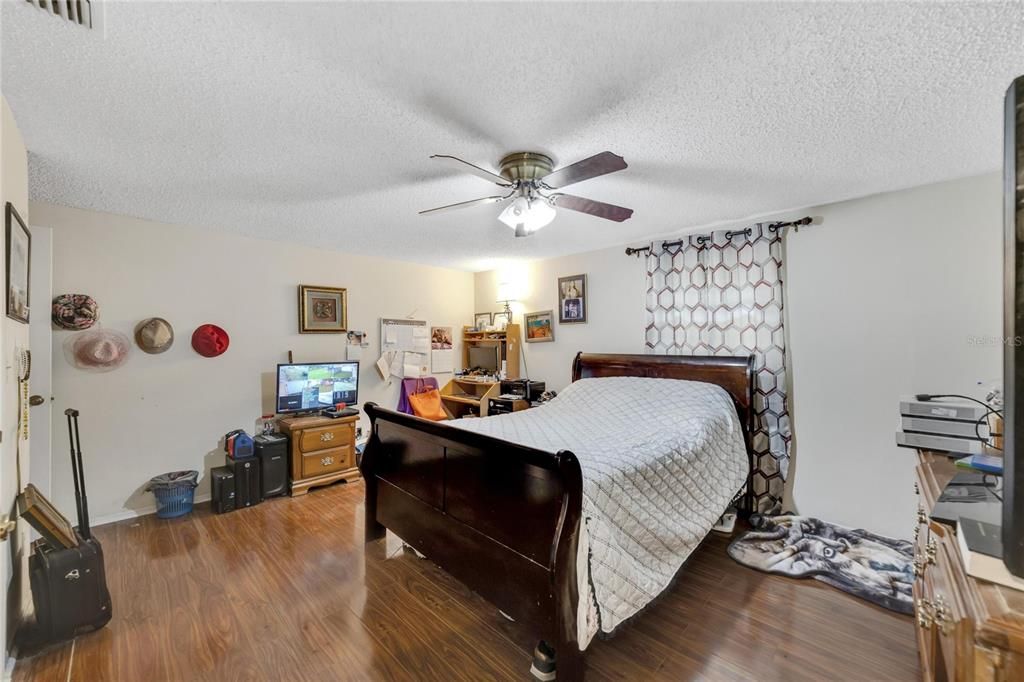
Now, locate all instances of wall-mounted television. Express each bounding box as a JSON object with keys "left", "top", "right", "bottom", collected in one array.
[
  {"left": 1003, "top": 74, "right": 1023, "bottom": 578},
  {"left": 276, "top": 361, "right": 359, "bottom": 414}
]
